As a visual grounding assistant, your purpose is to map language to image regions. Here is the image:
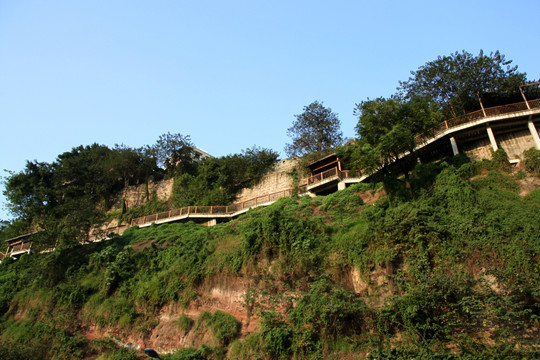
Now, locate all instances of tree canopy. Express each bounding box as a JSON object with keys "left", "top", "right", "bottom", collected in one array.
[
  {"left": 149, "top": 132, "right": 197, "bottom": 175},
  {"left": 3, "top": 143, "right": 159, "bottom": 247},
  {"left": 285, "top": 101, "right": 343, "bottom": 158},
  {"left": 345, "top": 96, "right": 442, "bottom": 196},
  {"left": 172, "top": 146, "right": 279, "bottom": 207},
  {"left": 398, "top": 50, "right": 527, "bottom": 117}
]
